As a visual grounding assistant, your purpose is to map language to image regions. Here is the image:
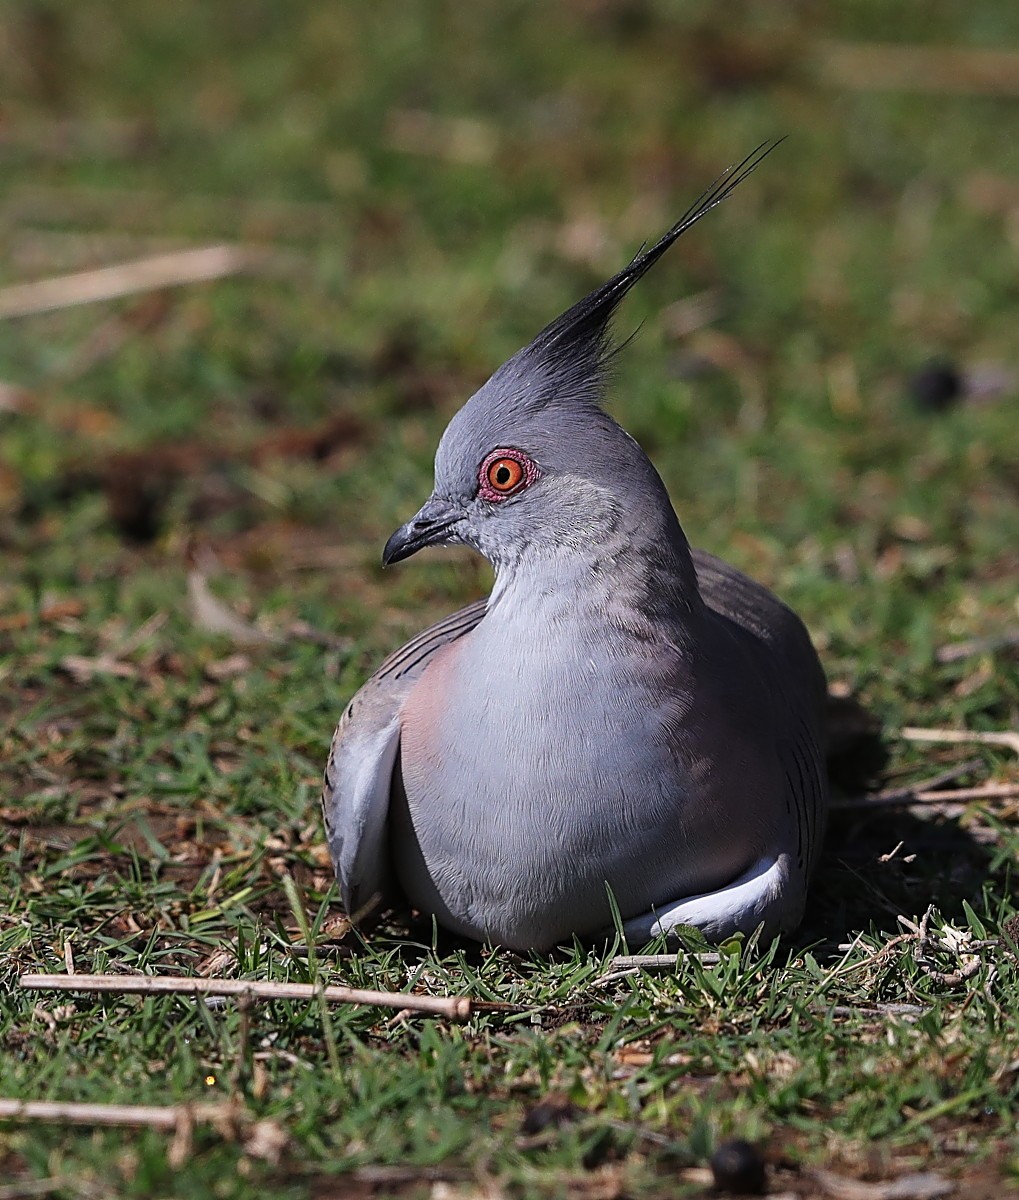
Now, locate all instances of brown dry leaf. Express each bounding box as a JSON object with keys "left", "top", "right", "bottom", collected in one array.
[
  {"left": 188, "top": 571, "right": 277, "bottom": 646},
  {"left": 891, "top": 514, "right": 931, "bottom": 542},
  {"left": 196, "top": 947, "right": 237, "bottom": 978},
  {"left": 613, "top": 1048, "right": 654, "bottom": 1066},
  {"left": 59, "top": 654, "right": 137, "bottom": 681},
  {"left": 874, "top": 544, "right": 903, "bottom": 579},
  {"left": 0, "top": 599, "right": 84, "bottom": 631},
  {"left": 203, "top": 654, "right": 252, "bottom": 681},
  {"left": 243, "top": 1118, "right": 289, "bottom": 1165},
  {"left": 317, "top": 912, "right": 353, "bottom": 940}
]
